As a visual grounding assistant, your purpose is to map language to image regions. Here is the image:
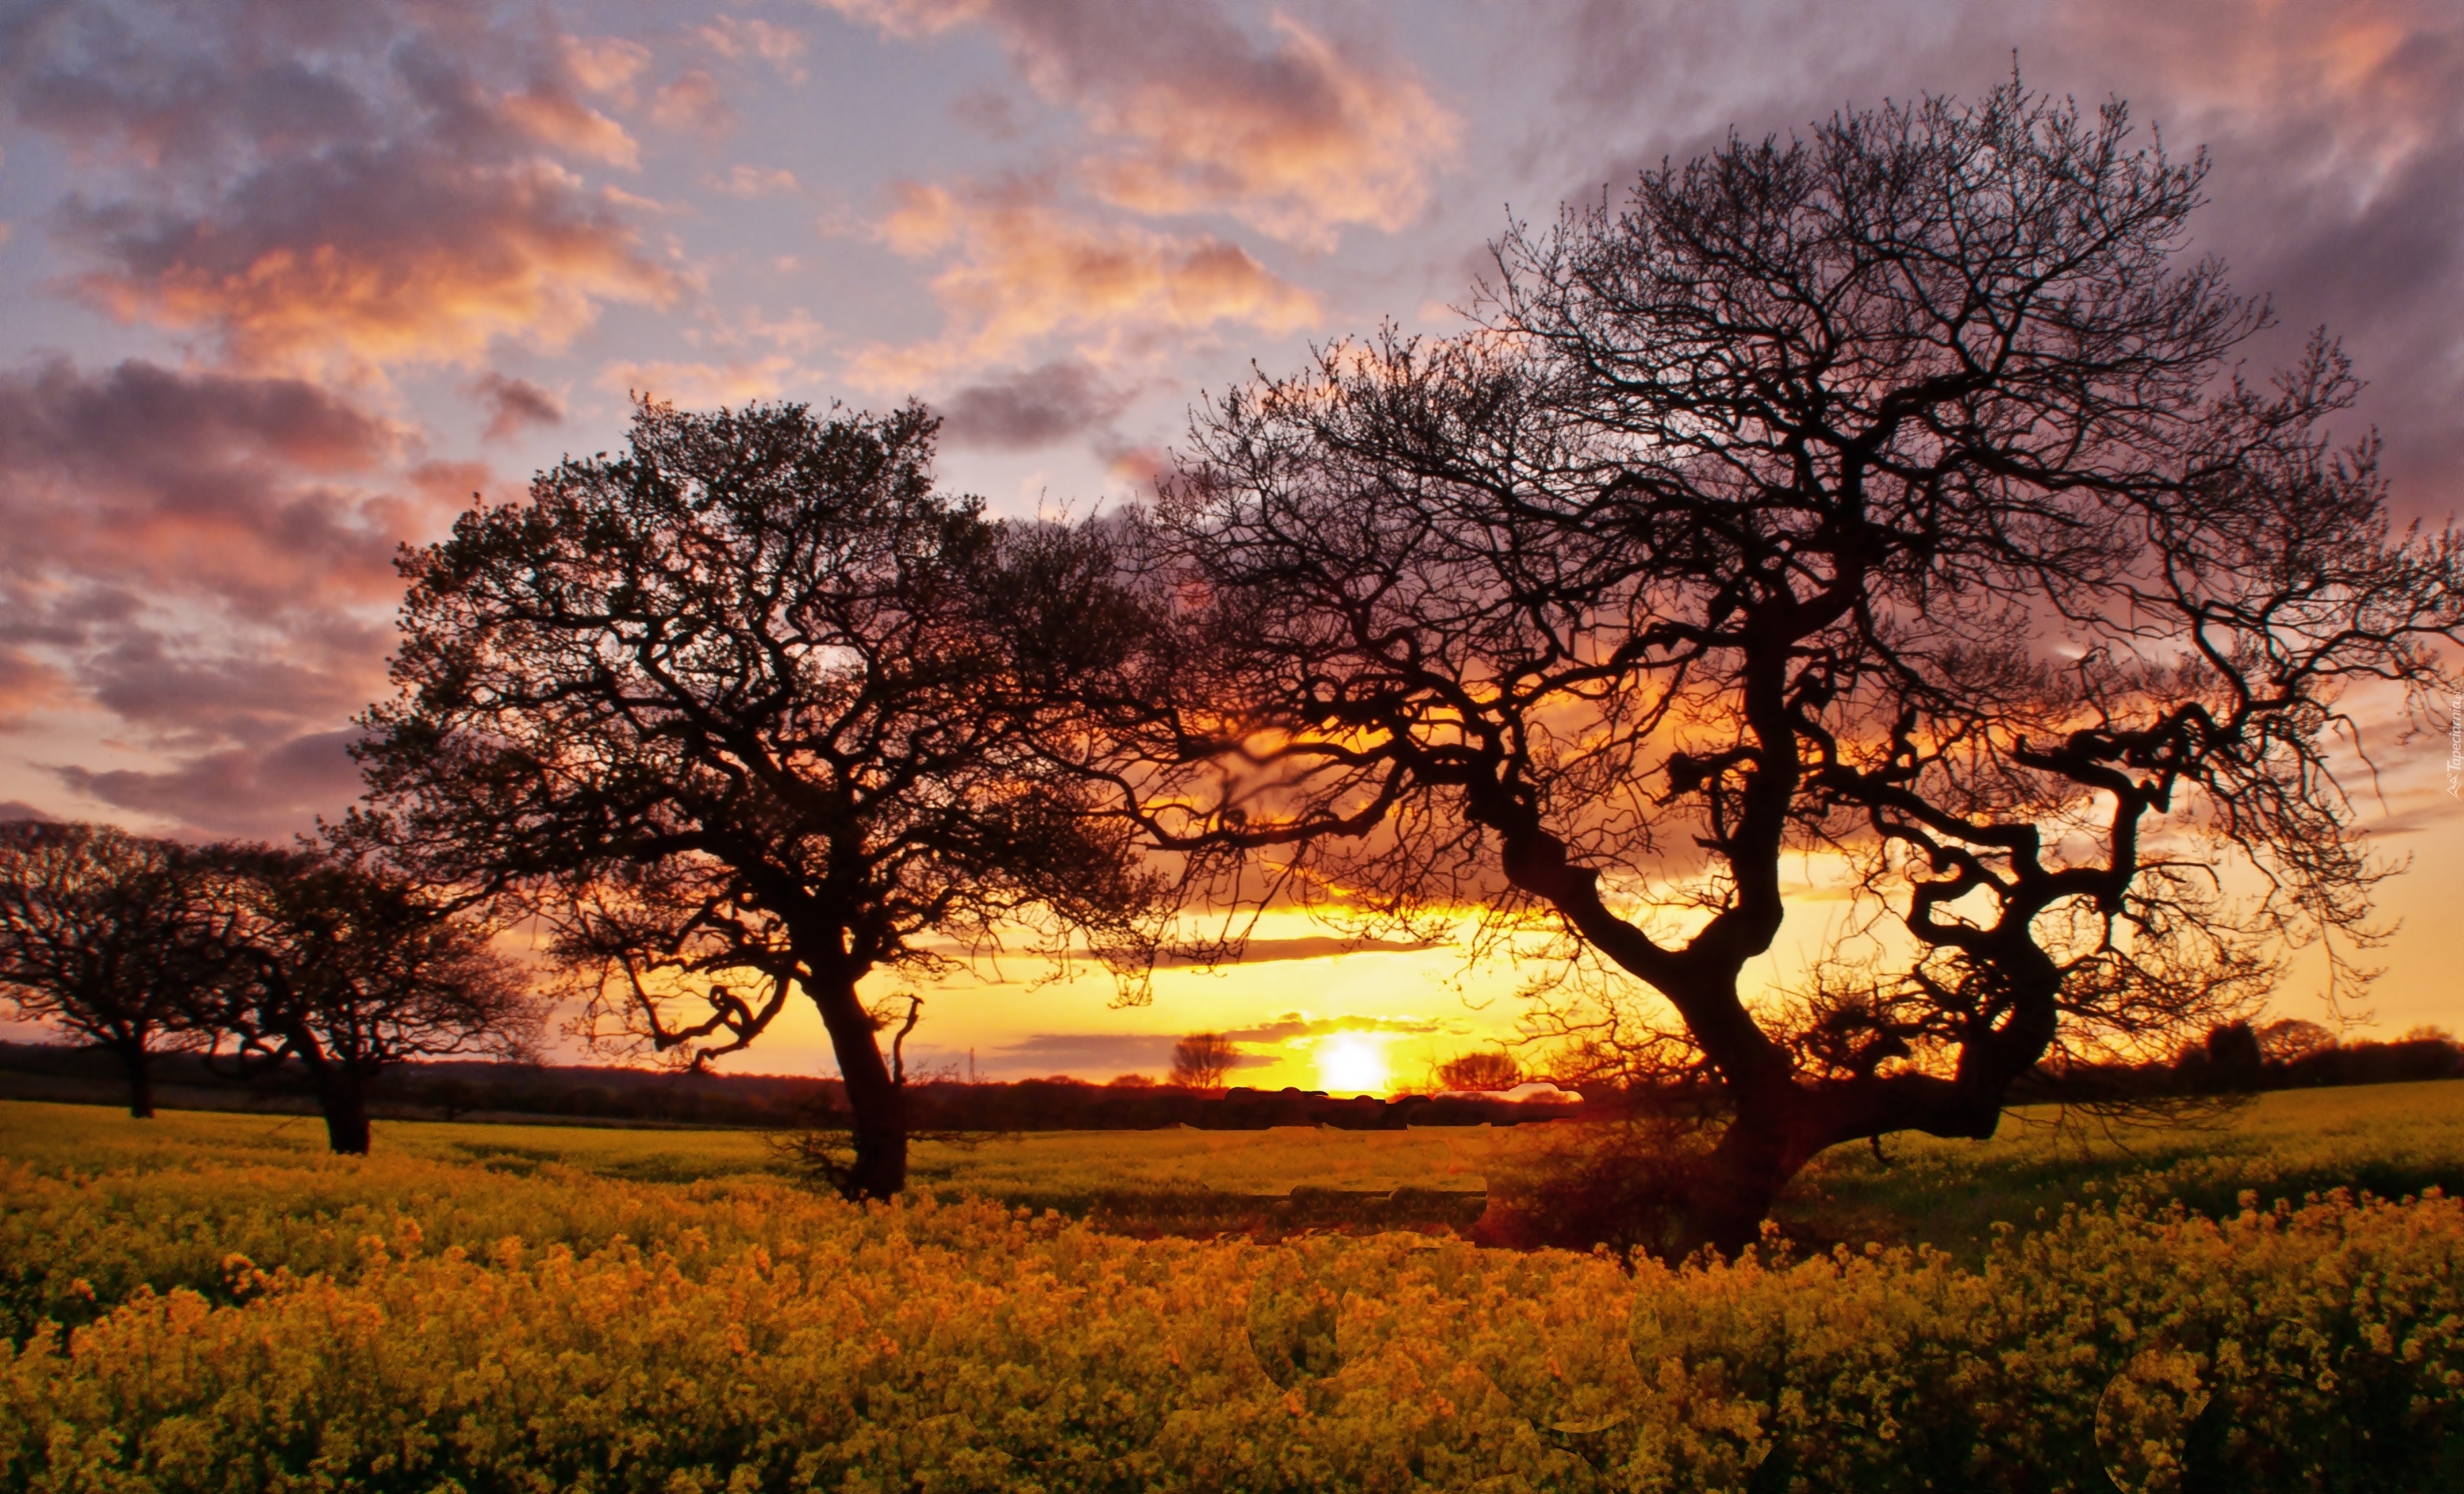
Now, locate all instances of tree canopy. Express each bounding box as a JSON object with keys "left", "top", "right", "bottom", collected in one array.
[
  {"left": 201, "top": 844, "right": 545, "bottom": 1154},
  {"left": 354, "top": 400, "right": 1166, "bottom": 1198},
  {"left": 1064, "top": 82, "right": 2464, "bottom": 1251},
  {"left": 0, "top": 822, "right": 234, "bottom": 1117}
]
